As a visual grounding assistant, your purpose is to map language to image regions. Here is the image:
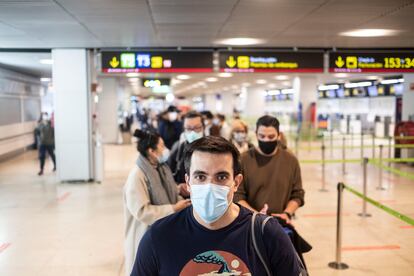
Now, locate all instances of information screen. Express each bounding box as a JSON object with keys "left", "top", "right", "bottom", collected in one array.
[
  {"left": 219, "top": 51, "right": 324, "bottom": 73},
  {"left": 101, "top": 51, "right": 213, "bottom": 73},
  {"left": 329, "top": 52, "right": 414, "bottom": 73}
]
